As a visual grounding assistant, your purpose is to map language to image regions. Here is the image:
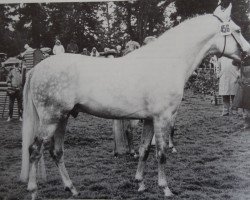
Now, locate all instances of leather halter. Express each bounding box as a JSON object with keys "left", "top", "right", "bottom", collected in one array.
[{"left": 213, "top": 14, "right": 245, "bottom": 58}]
